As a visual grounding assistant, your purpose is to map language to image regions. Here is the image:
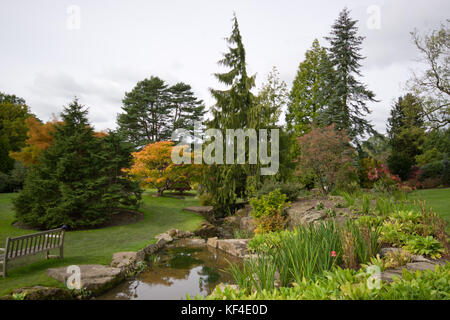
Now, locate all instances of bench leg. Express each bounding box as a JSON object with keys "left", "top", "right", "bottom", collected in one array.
[
  {"left": 59, "top": 246, "right": 64, "bottom": 259},
  {"left": 1, "top": 261, "right": 6, "bottom": 278},
  {"left": 46, "top": 250, "right": 49, "bottom": 260}
]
